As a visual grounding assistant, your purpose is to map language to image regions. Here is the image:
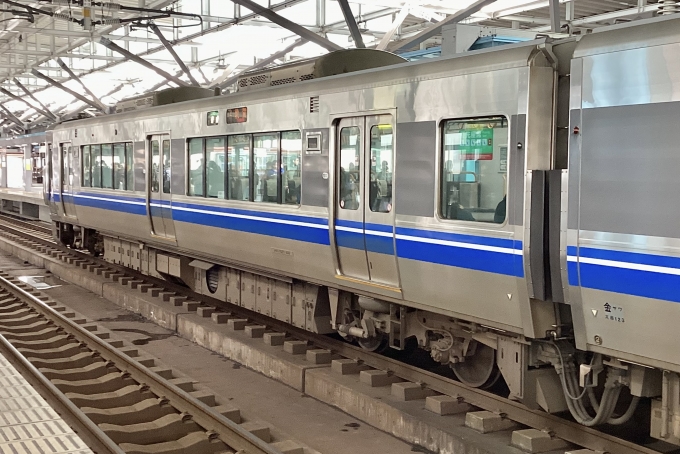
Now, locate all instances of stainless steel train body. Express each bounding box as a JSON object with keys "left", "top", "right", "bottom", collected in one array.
[{"left": 44, "top": 14, "right": 680, "bottom": 441}]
